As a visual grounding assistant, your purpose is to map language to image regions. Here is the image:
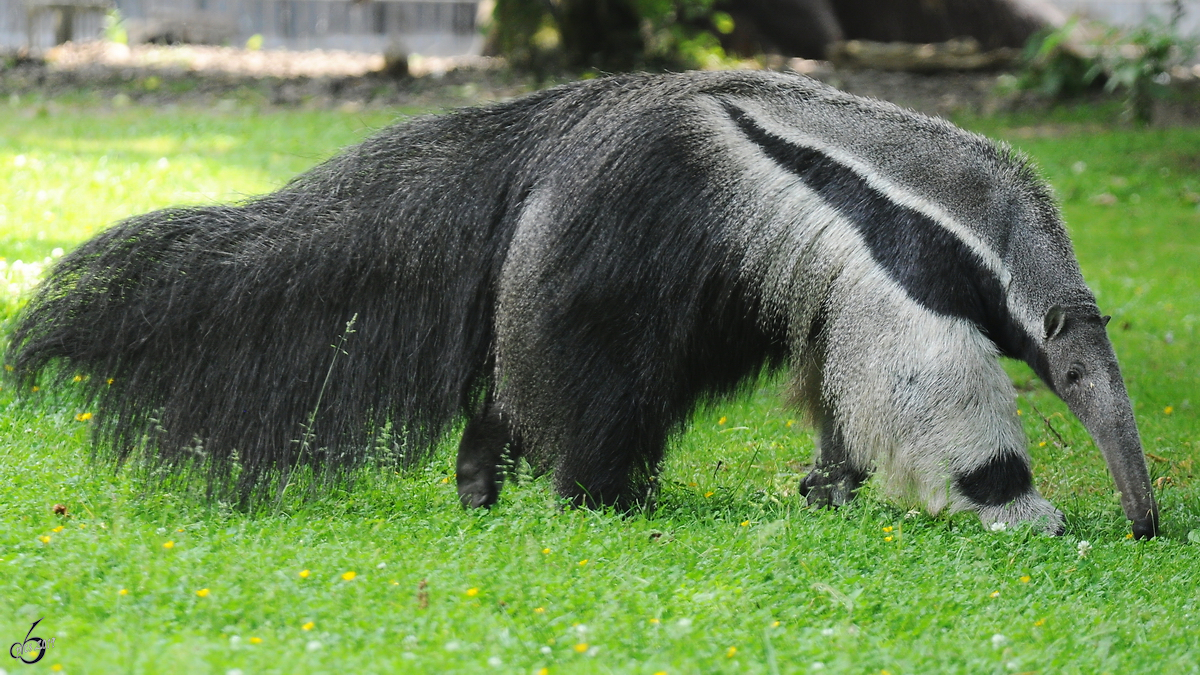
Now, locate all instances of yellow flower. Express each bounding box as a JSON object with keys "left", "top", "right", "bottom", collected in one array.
[
  {"left": 1020, "top": 575, "right": 1031, "bottom": 583},
  {"left": 342, "top": 571, "right": 356, "bottom": 581},
  {"left": 52, "top": 526, "right": 63, "bottom": 533},
  {"left": 196, "top": 588, "right": 210, "bottom": 597},
  {"left": 1039, "top": 441, "right": 1047, "bottom": 447},
  {"left": 882, "top": 526, "right": 893, "bottom": 532},
  {"left": 32, "top": 386, "right": 39, "bottom": 392},
  {"left": 249, "top": 637, "right": 262, "bottom": 644},
  {"left": 1126, "top": 533, "right": 1134, "bottom": 539},
  {"left": 542, "top": 548, "right": 551, "bottom": 554},
  {"left": 38, "top": 535, "right": 50, "bottom": 544},
  {"left": 726, "top": 646, "right": 737, "bottom": 658},
  {"left": 704, "top": 491, "right": 714, "bottom": 498},
  {"left": 51, "top": 665, "right": 62, "bottom": 672},
  {"left": 772, "top": 621, "right": 780, "bottom": 628},
  {"left": 578, "top": 559, "right": 588, "bottom": 566},
  {"left": 106, "top": 378, "right": 114, "bottom": 385},
  {"left": 740, "top": 520, "right": 750, "bottom": 527},
  {"left": 72, "top": 375, "right": 83, "bottom": 382},
  {"left": 299, "top": 569, "right": 310, "bottom": 578},
  {"left": 391, "top": 580, "right": 399, "bottom": 585},
  {"left": 881, "top": 670, "right": 892, "bottom": 675},
  {"left": 163, "top": 541, "right": 174, "bottom": 549},
  {"left": 538, "top": 669, "right": 549, "bottom": 675},
  {"left": 573, "top": 643, "right": 588, "bottom": 653},
  {"left": 654, "top": 672, "right": 668, "bottom": 675},
  {"left": 1164, "top": 406, "right": 1174, "bottom": 415},
  {"left": 1034, "top": 618, "right": 1045, "bottom": 627},
  {"left": 441, "top": 476, "right": 450, "bottom": 483},
  {"left": 119, "top": 589, "right": 128, "bottom": 596},
  {"left": 718, "top": 416, "right": 727, "bottom": 425},
  {"left": 786, "top": 419, "right": 794, "bottom": 428},
  {"left": 75, "top": 412, "right": 93, "bottom": 422},
  {"left": 534, "top": 607, "right": 545, "bottom": 614},
  {"left": 884, "top": 536, "right": 893, "bottom": 542},
  {"left": 649, "top": 618, "right": 660, "bottom": 625},
  {"left": 466, "top": 587, "right": 479, "bottom": 597},
  {"left": 1017, "top": 409, "right": 1022, "bottom": 416},
  {"left": 990, "top": 590, "right": 1000, "bottom": 598},
  {"left": 302, "top": 621, "right": 314, "bottom": 631}
]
